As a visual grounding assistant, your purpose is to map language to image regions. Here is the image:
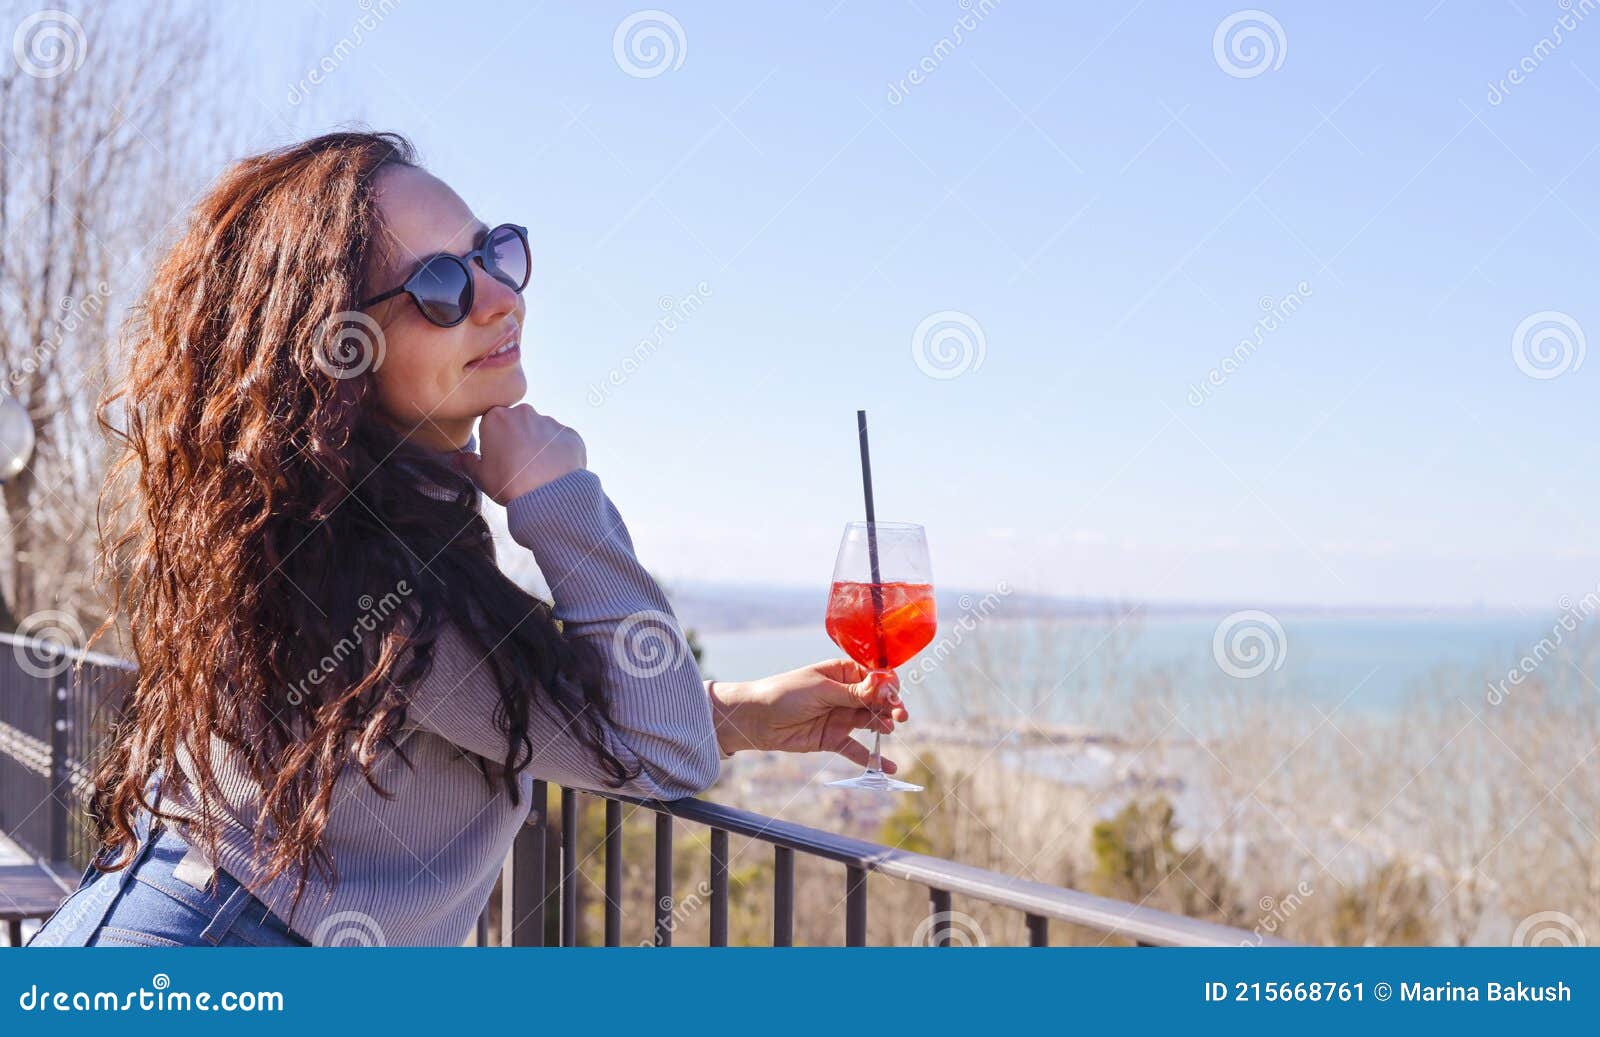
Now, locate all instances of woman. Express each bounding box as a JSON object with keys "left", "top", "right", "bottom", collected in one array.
[{"left": 27, "top": 130, "right": 908, "bottom": 948}]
